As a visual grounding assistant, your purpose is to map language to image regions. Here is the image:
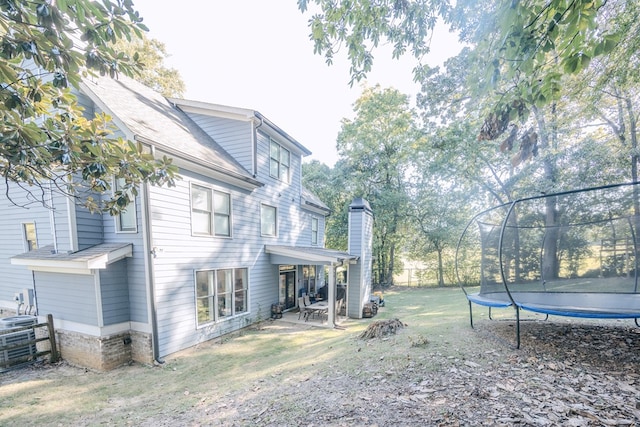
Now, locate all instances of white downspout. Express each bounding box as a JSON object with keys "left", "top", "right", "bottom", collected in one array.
[{"left": 48, "top": 181, "right": 58, "bottom": 253}]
